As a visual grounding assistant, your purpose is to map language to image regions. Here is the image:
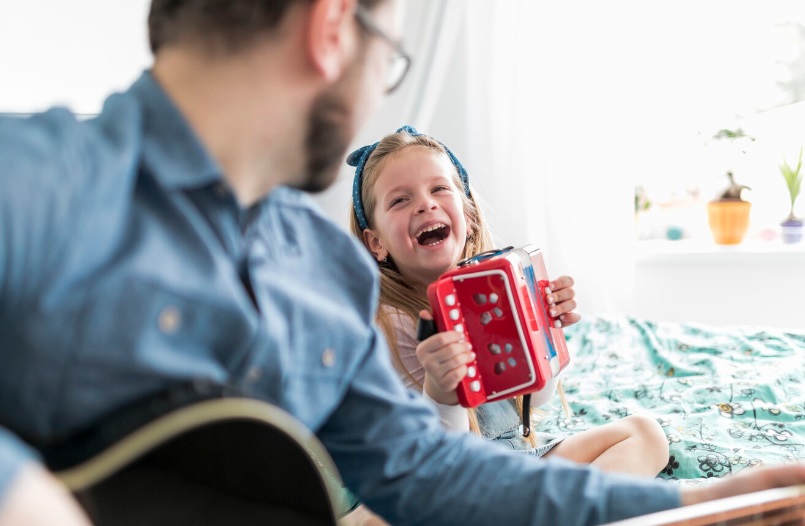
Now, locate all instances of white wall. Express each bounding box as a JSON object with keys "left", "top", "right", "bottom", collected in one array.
[
  {"left": 635, "top": 243, "right": 805, "bottom": 330},
  {"left": 0, "top": 1, "right": 151, "bottom": 114}
]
